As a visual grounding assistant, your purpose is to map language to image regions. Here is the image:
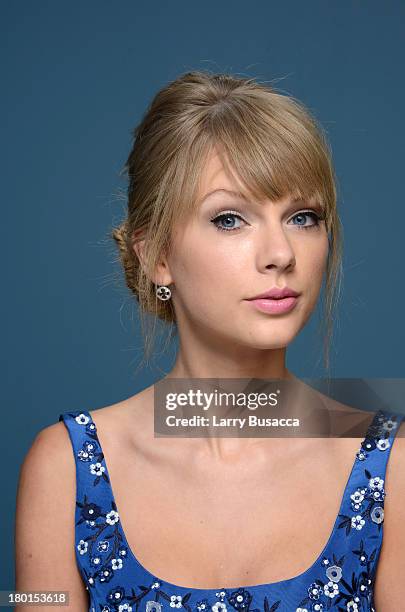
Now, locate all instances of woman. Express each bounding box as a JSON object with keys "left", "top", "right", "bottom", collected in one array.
[{"left": 15, "top": 70, "right": 405, "bottom": 611}]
